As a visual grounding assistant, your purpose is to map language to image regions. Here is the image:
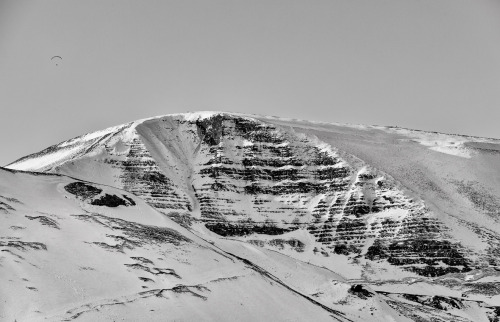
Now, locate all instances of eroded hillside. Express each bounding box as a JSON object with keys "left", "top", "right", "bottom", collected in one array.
[{"left": 6, "top": 111, "right": 500, "bottom": 321}]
